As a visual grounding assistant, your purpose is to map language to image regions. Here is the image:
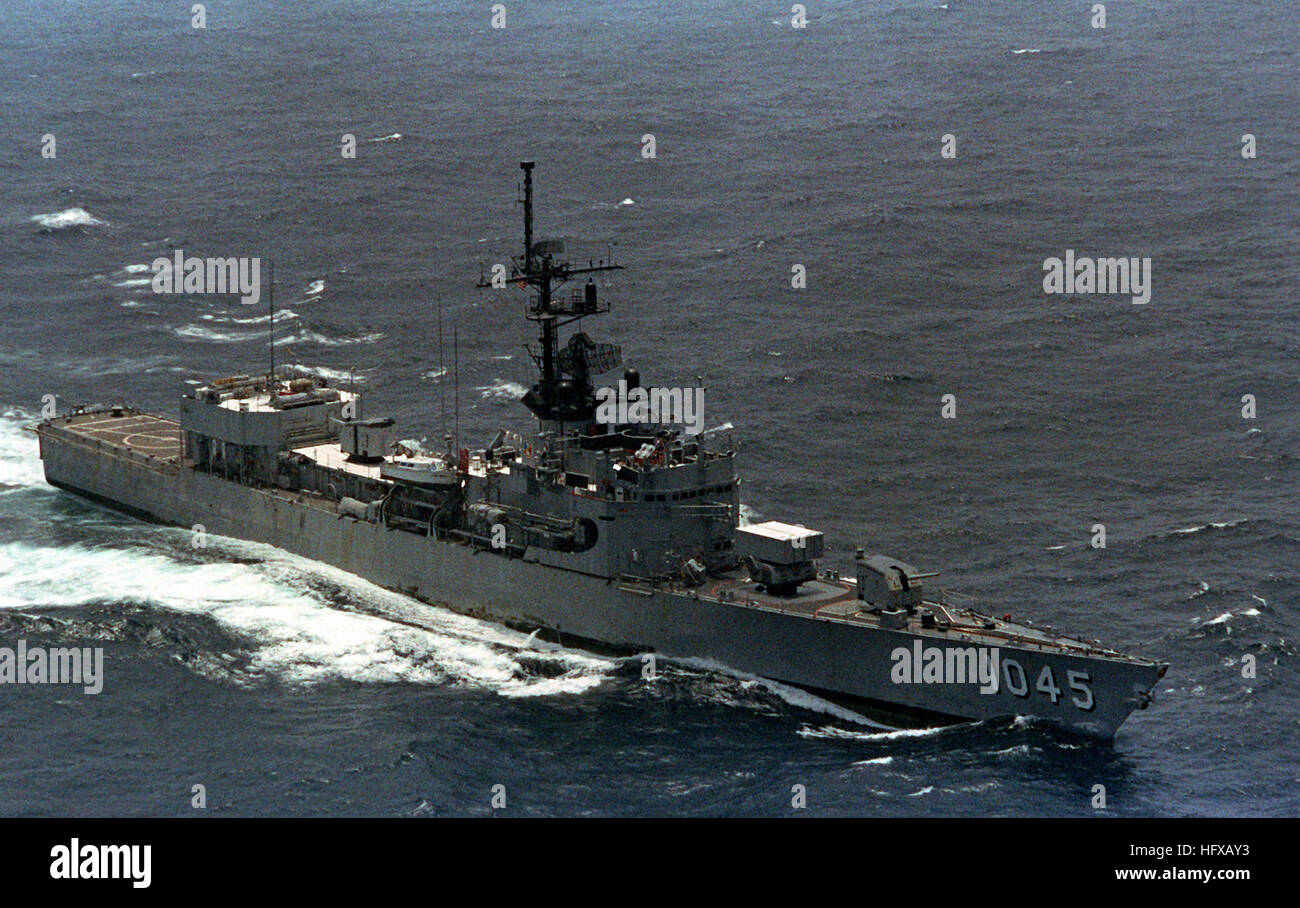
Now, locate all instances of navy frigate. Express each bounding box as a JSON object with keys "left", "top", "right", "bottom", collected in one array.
[{"left": 36, "top": 162, "right": 1167, "bottom": 737}]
